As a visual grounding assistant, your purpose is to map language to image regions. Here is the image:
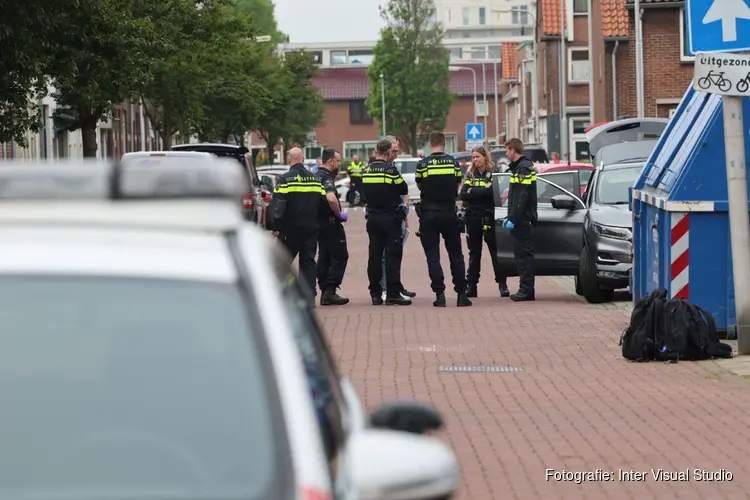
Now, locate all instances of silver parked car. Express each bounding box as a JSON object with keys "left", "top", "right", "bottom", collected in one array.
[{"left": 492, "top": 117, "right": 668, "bottom": 303}]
